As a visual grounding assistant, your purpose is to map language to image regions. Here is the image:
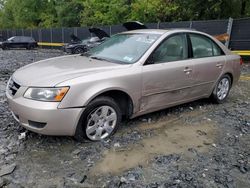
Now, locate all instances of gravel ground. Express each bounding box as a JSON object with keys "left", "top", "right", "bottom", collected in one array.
[{"left": 0, "top": 49, "right": 249, "bottom": 188}]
